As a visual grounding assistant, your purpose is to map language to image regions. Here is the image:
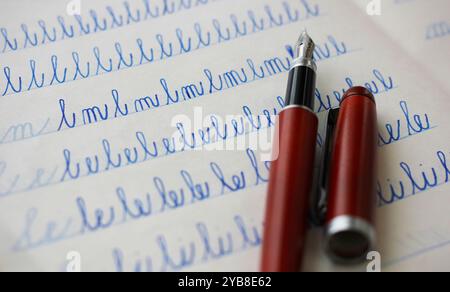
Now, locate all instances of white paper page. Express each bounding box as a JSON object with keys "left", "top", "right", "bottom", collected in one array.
[
  {"left": 0, "top": 0, "right": 449, "bottom": 272},
  {"left": 351, "top": 0, "right": 450, "bottom": 93}
]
